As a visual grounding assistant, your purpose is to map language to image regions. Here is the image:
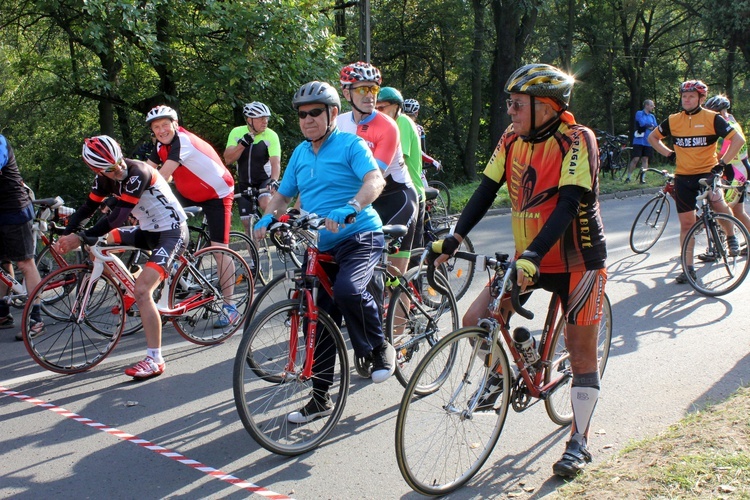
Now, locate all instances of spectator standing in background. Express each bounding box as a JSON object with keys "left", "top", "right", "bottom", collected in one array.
[{"left": 625, "top": 99, "right": 657, "bottom": 184}]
